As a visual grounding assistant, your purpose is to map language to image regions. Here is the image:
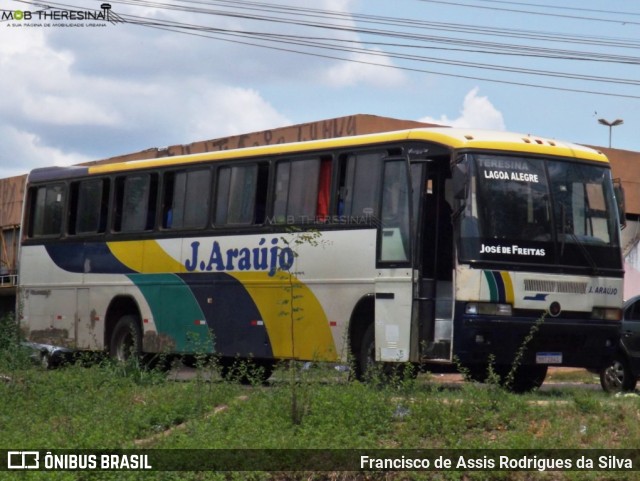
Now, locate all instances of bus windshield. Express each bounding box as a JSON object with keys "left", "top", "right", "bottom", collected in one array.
[{"left": 458, "top": 153, "right": 622, "bottom": 274}]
